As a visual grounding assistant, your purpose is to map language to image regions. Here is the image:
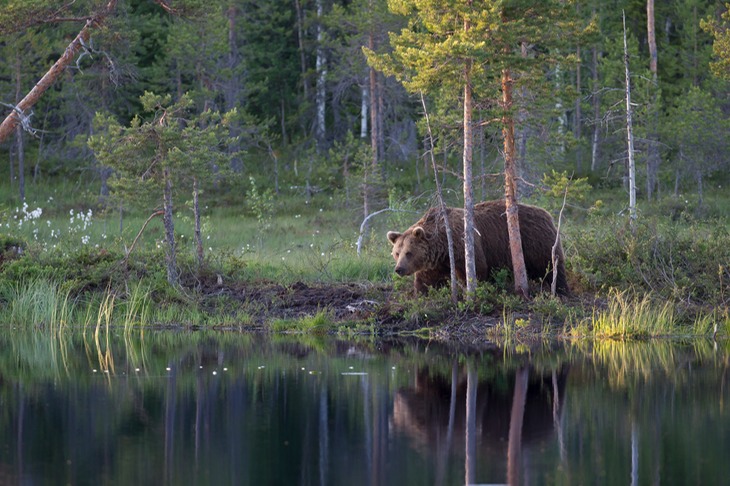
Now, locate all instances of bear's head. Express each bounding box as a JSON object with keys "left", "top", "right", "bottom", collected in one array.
[{"left": 387, "top": 226, "right": 429, "bottom": 276}]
